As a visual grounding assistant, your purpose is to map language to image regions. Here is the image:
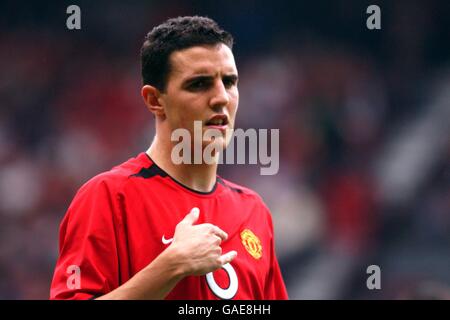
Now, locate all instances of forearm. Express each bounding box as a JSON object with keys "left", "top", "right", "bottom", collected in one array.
[{"left": 96, "top": 247, "right": 186, "bottom": 300}]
